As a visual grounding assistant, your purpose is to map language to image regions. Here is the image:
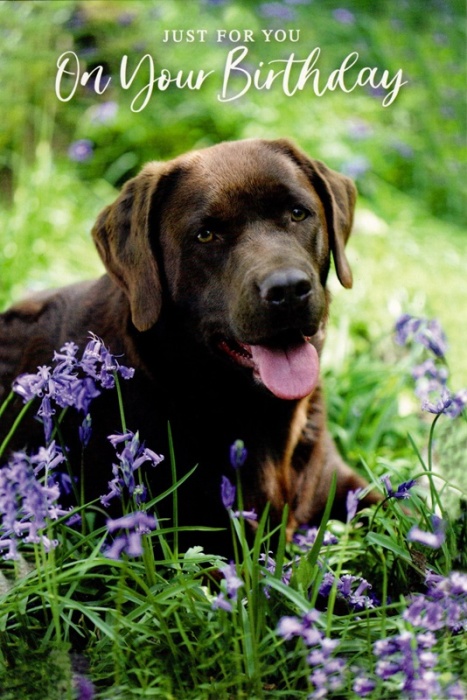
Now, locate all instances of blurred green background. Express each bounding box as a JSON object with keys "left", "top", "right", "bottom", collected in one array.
[{"left": 0, "top": 0, "right": 465, "bottom": 384}]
